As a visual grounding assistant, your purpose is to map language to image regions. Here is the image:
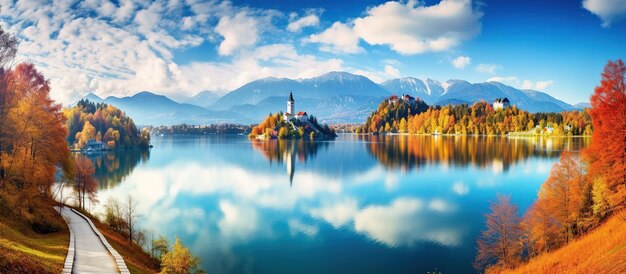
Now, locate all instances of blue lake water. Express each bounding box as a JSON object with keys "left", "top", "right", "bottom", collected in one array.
[{"left": 90, "top": 134, "right": 589, "bottom": 273}]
